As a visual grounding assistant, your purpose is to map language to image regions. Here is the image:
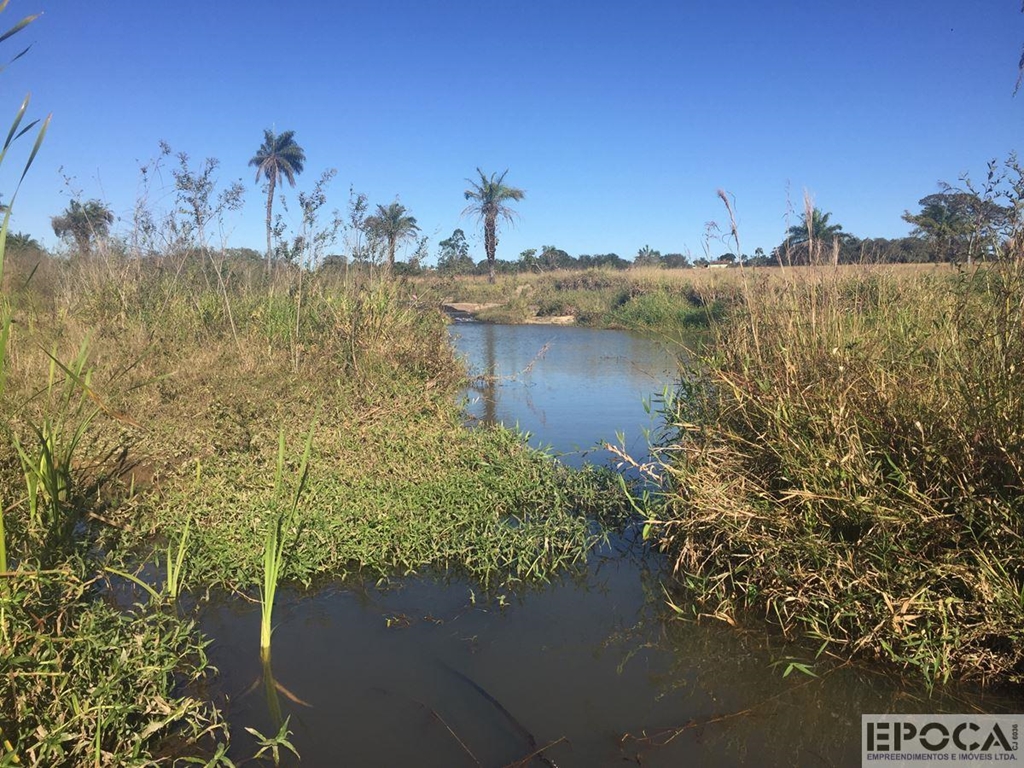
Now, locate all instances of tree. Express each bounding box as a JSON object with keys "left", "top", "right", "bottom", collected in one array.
[
  {"left": 249, "top": 129, "right": 305, "bottom": 275},
  {"left": 171, "top": 149, "right": 244, "bottom": 251},
  {"left": 781, "top": 208, "right": 852, "bottom": 264},
  {"left": 463, "top": 168, "right": 524, "bottom": 284},
  {"left": 6, "top": 231, "right": 40, "bottom": 250},
  {"left": 364, "top": 201, "right": 420, "bottom": 272},
  {"left": 538, "top": 244, "right": 573, "bottom": 270},
  {"left": 436, "top": 228, "right": 474, "bottom": 275},
  {"left": 902, "top": 191, "right": 1009, "bottom": 264},
  {"left": 786, "top": 208, "right": 849, "bottom": 246},
  {"left": 51, "top": 199, "right": 114, "bottom": 256},
  {"left": 293, "top": 169, "right": 342, "bottom": 270},
  {"left": 633, "top": 245, "right": 662, "bottom": 268}
]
